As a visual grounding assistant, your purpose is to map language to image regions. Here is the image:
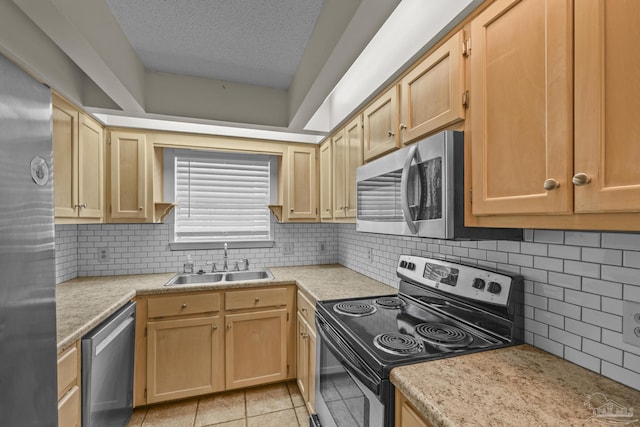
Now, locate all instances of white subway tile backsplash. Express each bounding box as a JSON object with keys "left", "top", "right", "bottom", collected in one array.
[
  {"left": 564, "top": 232, "right": 601, "bottom": 248},
  {"left": 565, "top": 289, "right": 600, "bottom": 310},
  {"left": 533, "top": 230, "right": 564, "bottom": 244},
  {"left": 582, "top": 339, "right": 623, "bottom": 366},
  {"left": 582, "top": 308, "right": 622, "bottom": 332},
  {"left": 564, "top": 347, "right": 601, "bottom": 373},
  {"left": 54, "top": 221, "right": 640, "bottom": 390},
  {"left": 601, "top": 361, "right": 640, "bottom": 390}
]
